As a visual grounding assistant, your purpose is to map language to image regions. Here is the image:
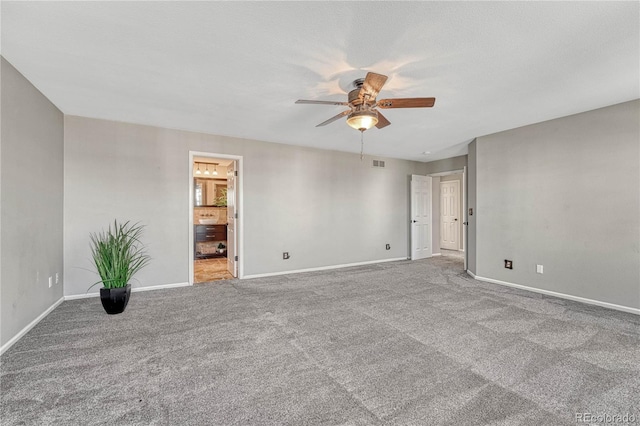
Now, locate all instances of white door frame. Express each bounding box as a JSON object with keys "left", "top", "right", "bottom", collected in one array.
[
  {"left": 188, "top": 151, "right": 244, "bottom": 284},
  {"left": 429, "top": 169, "right": 466, "bottom": 269},
  {"left": 462, "top": 166, "right": 467, "bottom": 270}
]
